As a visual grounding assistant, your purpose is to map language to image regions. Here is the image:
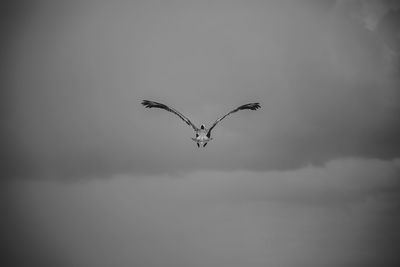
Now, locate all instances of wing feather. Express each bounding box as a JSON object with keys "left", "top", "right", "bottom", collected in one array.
[
  {"left": 207, "top": 103, "right": 260, "bottom": 136},
  {"left": 141, "top": 100, "right": 198, "bottom": 131}
]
